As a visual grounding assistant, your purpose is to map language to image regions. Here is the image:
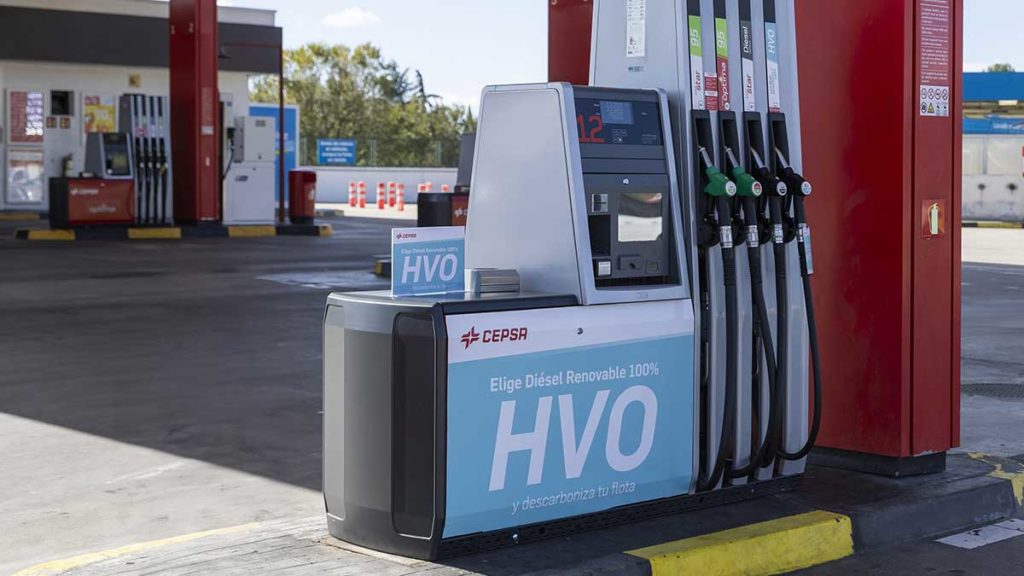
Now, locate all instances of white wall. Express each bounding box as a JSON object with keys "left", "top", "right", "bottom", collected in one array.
[
  {"left": 963, "top": 134, "right": 1024, "bottom": 222},
  {"left": 309, "top": 167, "right": 458, "bottom": 204},
  {"left": 0, "top": 61, "right": 251, "bottom": 210},
  {"left": 0, "top": 62, "right": 250, "bottom": 113},
  {"left": 964, "top": 176, "right": 1024, "bottom": 222}
]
